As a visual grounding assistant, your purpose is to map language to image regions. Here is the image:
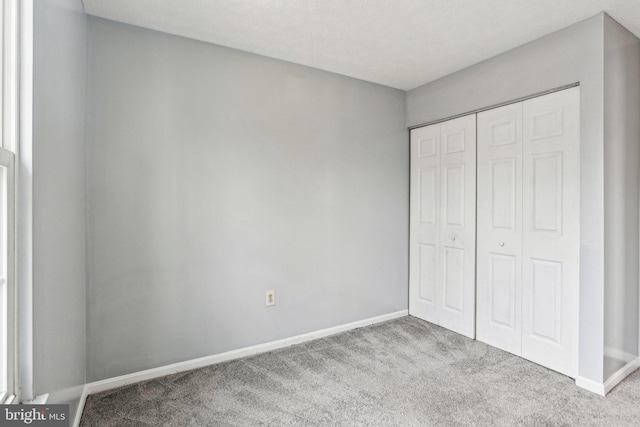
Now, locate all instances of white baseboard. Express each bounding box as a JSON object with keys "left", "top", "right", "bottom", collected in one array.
[
  {"left": 22, "top": 389, "right": 86, "bottom": 426},
  {"left": 23, "top": 393, "right": 49, "bottom": 404},
  {"left": 576, "top": 357, "right": 640, "bottom": 396},
  {"left": 603, "top": 357, "right": 640, "bottom": 394},
  {"left": 24, "top": 312, "right": 407, "bottom": 426},
  {"left": 575, "top": 376, "right": 605, "bottom": 395},
  {"left": 80, "top": 310, "right": 407, "bottom": 417},
  {"left": 74, "top": 387, "right": 89, "bottom": 427},
  {"left": 30, "top": 385, "right": 86, "bottom": 427}
]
